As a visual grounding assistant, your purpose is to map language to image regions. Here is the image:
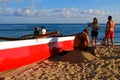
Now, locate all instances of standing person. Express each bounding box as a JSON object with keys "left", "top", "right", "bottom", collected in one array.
[
  {"left": 87, "top": 17, "right": 99, "bottom": 46},
  {"left": 105, "top": 16, "right": 115, "bottom": 47},
  {"left": 34, "top": 26, "right": 39, "bottom": 35},
  {"left": 41, "top": 26, "right": 47, "bottom": 34}
]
